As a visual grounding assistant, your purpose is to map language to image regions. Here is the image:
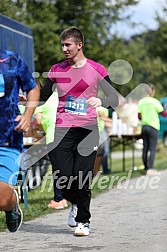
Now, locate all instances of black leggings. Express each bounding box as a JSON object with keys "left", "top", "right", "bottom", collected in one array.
[
  {"left": 142, "top": 125, "right": 158, "bottom": 170},
  {"left": 48, "top": 125, "right": 99, "bottom": 223}
]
